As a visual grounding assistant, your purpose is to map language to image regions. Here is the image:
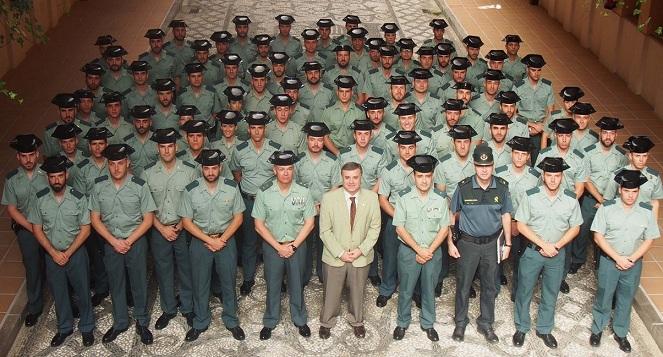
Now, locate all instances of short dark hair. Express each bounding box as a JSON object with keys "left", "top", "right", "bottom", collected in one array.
[{"left": 341, "top": 161, "right": 362, "bottom": 174}]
